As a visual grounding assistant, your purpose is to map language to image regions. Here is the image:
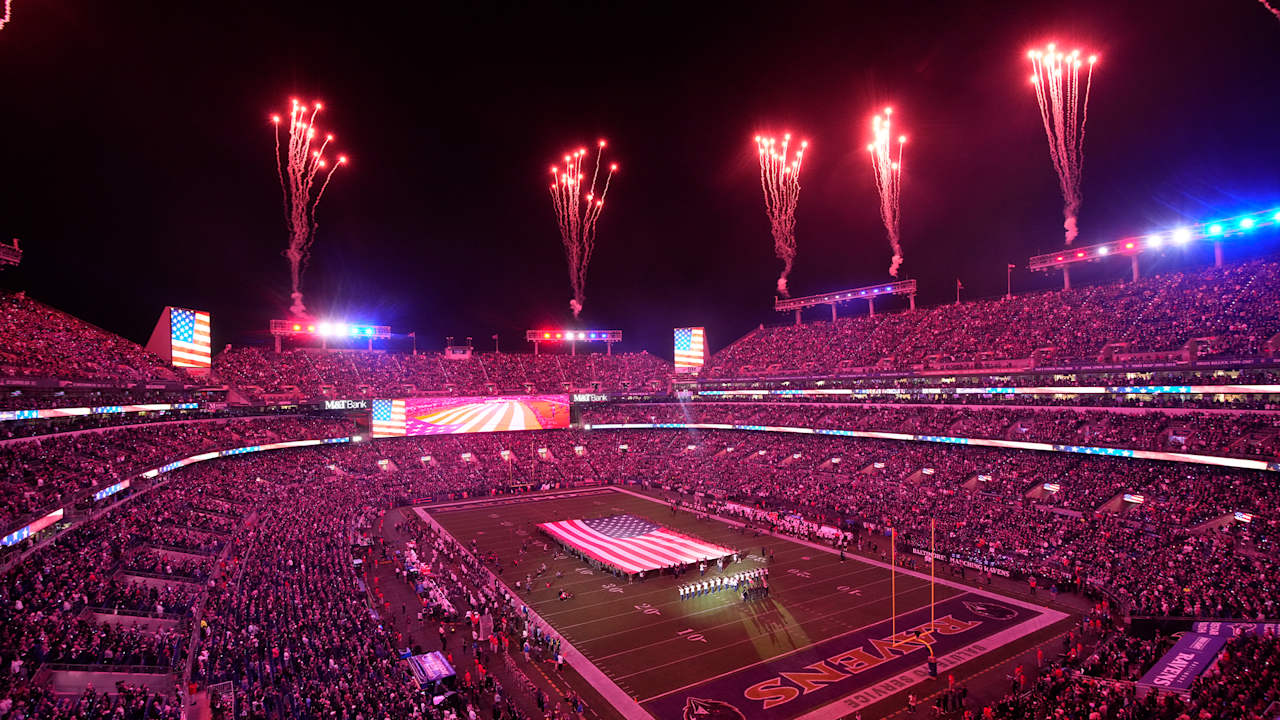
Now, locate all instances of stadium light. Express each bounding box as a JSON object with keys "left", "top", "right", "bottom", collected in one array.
[
  {"left": 268, "top": 320, "right": 393, "bottom": 351},
  {"left": 1028, "top": 205, "right": 1280, "bottom": 284},
  {"left": 774, "top": 279, "right": 918, "bottom": 322},
  {"left": 525, "top": 329, "right": 623, "bottom": 356}
]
